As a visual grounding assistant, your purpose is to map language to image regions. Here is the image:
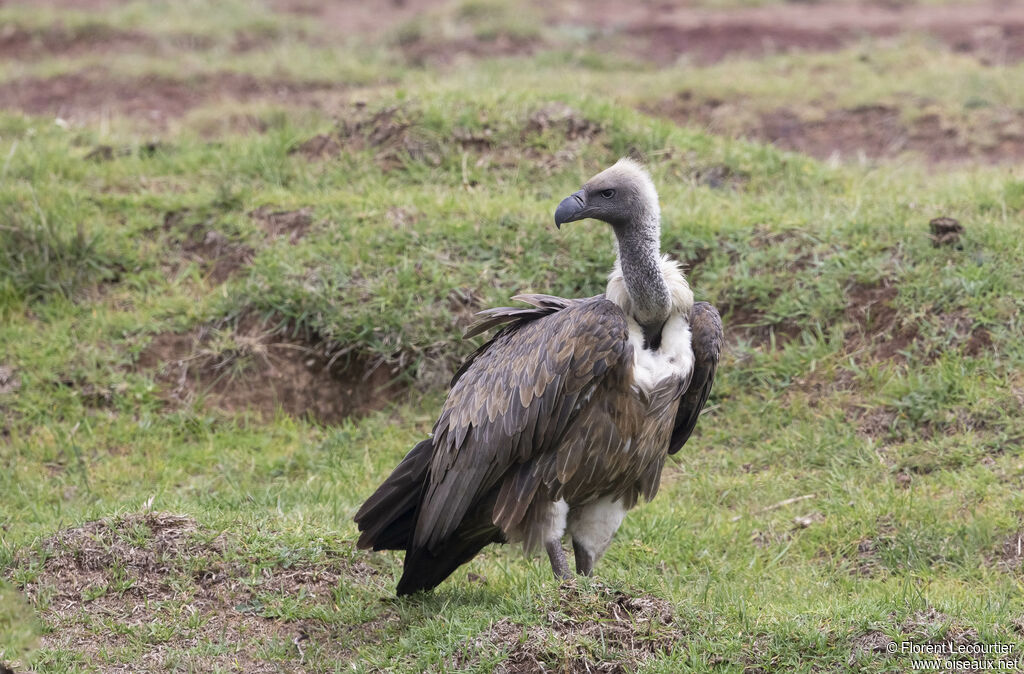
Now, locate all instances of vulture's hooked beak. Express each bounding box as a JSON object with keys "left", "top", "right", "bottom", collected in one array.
[{"left": 554, "top": 189, "right": 587, "bottom": 229}]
